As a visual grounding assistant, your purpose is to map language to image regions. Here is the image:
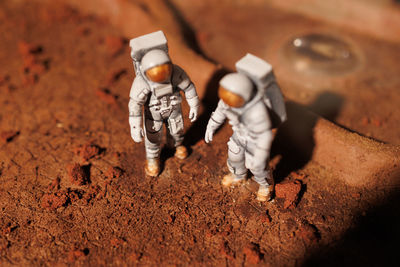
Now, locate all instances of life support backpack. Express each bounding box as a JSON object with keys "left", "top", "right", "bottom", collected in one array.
[
  {"left": 129, "top": 30, "right": 169, "bottom": 76},
  {"left": 235, "top": 53, "right": 287, "bottom": 128}
]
